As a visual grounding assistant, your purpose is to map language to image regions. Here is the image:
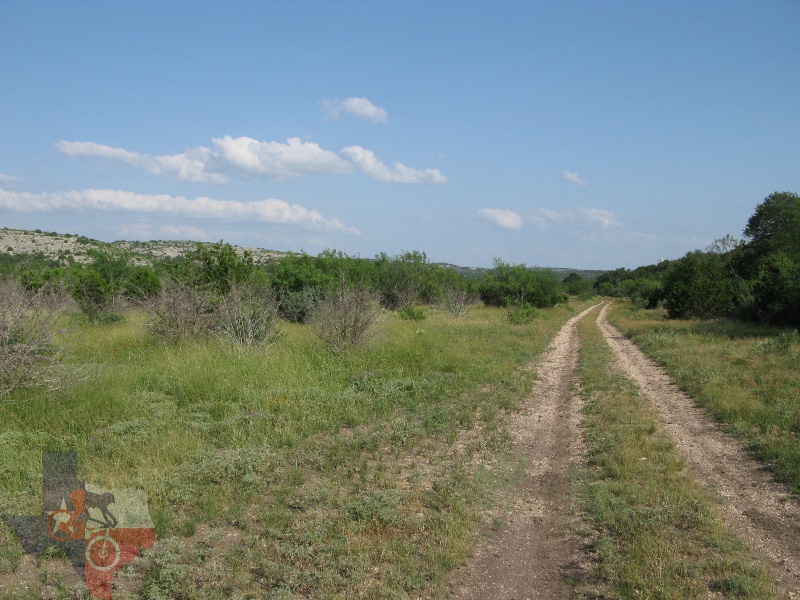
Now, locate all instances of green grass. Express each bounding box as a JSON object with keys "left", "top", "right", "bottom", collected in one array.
[
  {"left": 575, "top": 308, "right": 773, "bottom": 599},
  {"left": 1, "top": 302, "right": 591, "bottom": 598},
  {"left": 608, "top": 304, "right": 800, "bottom": 495}
]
